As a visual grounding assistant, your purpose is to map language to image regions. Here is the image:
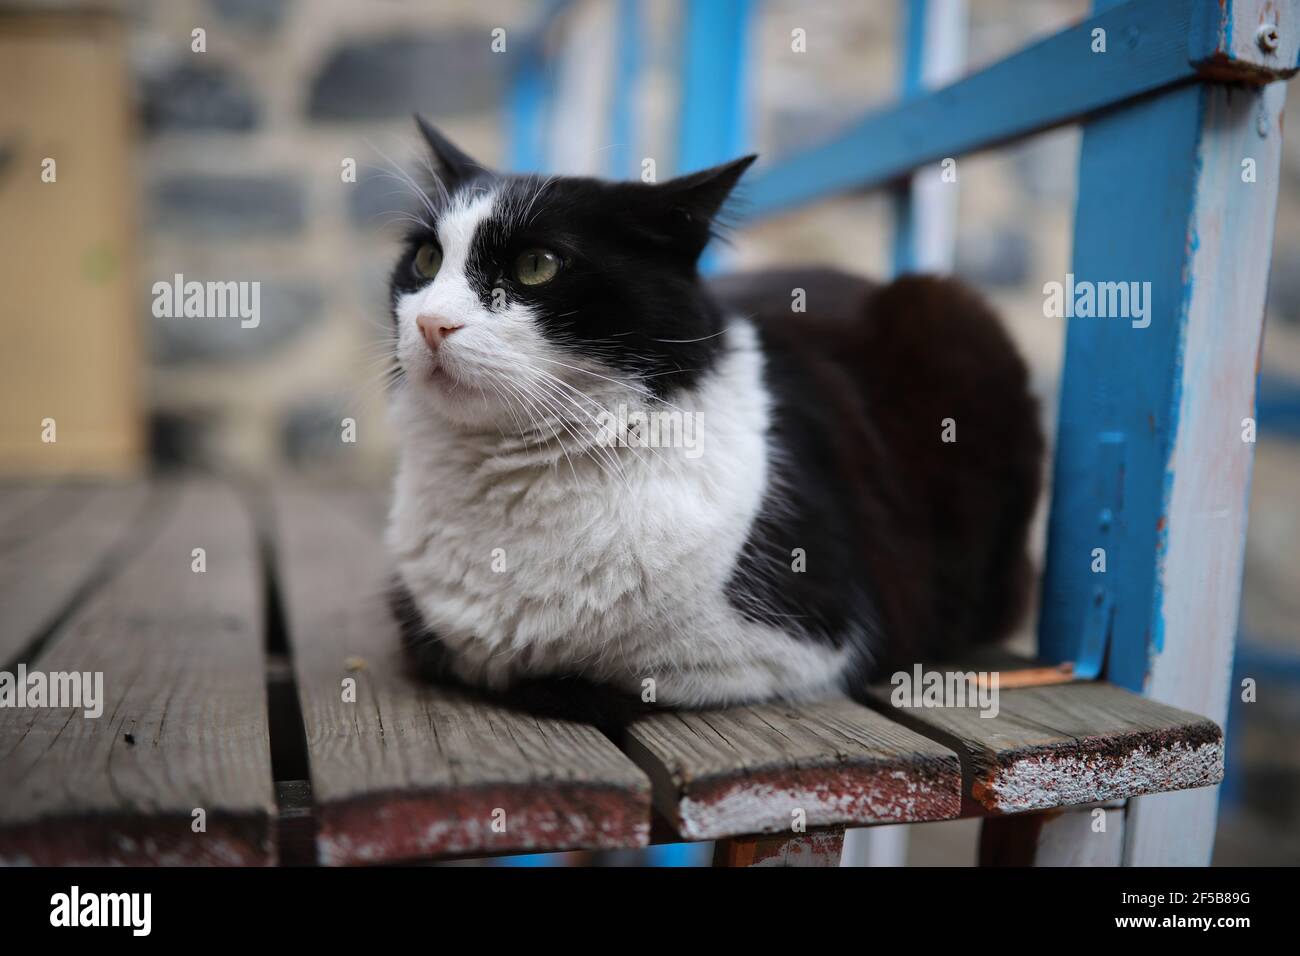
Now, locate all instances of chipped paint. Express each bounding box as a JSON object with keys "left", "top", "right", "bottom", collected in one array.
[
  {"left": 974, "top": 738, "right": 1224, "bottom": 814},
  {"left": 317, "top": 785, "right": 649, "bottom": 866},
  {"left": 672, "top": 763, "right": 960, "bottom": 841},
  {"left": 0, "top": 814, "right": 274, "bottom": 866}
]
